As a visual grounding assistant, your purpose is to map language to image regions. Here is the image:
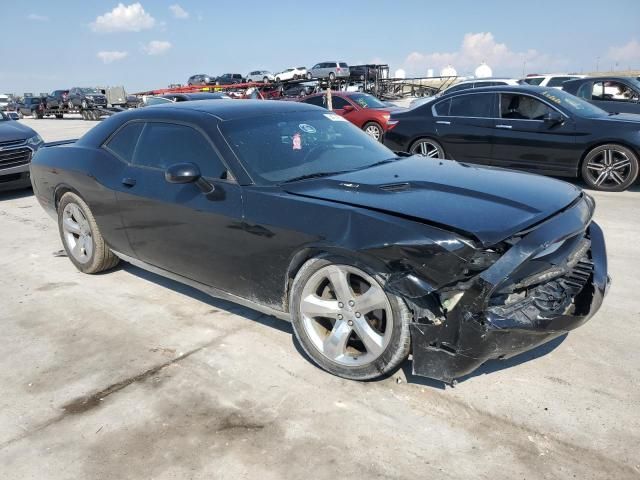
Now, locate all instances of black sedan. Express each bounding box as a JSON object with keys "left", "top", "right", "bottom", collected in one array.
[
  {"left": 562, "top": 76, "right": 640, "bottom": 115},
  {"left": 384, "top": 85, "right": 640, "bottom": 191},
  {"left": 30, "top": 100, "right": 608, "bottom": 383}
]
